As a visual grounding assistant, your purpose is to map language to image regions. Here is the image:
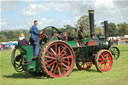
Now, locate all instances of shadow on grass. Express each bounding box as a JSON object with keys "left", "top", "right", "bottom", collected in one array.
[
  {"left": 2, "top": 72, "right": 50, "bottom": 79},
  {"left": 73, "top": 68, "right": 98, "bottom": 72},
  {"left": 3, "top": 69, "right": 98, "bottom": 79}
]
